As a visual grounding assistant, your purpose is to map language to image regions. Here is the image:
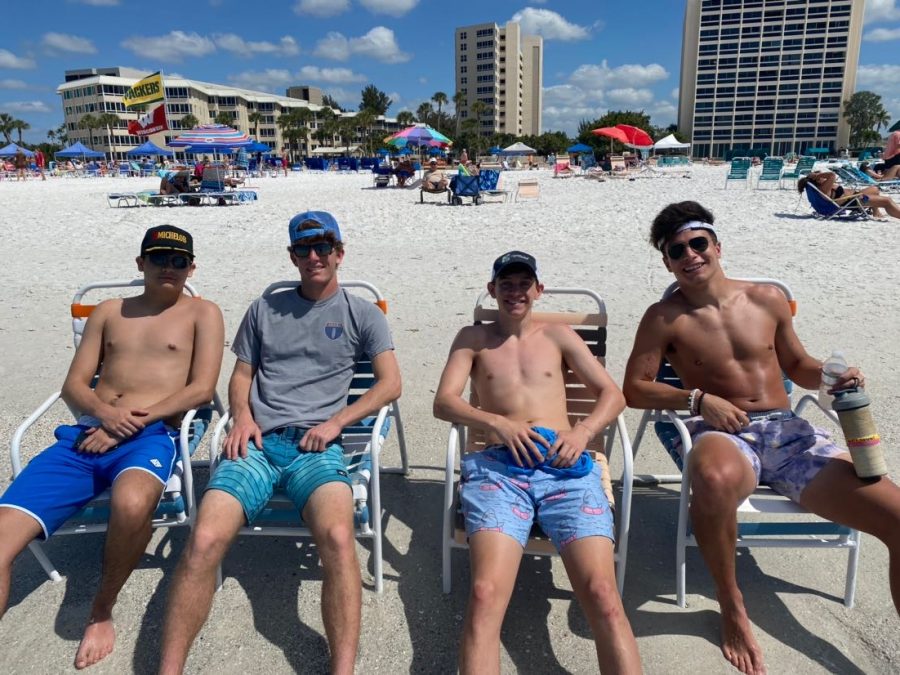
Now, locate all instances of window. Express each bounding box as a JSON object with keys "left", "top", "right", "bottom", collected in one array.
[
  {"left": 164, "top": 87, "right": 188, "bottom": 99},
  {"left": 476, "top": 86, "right": 493, "bottom": 94},
  {"left": 476, "top": 63, "right": 493, "bottom": 71},
  {"left": 258, "top": 102, "right": 274, "bottom": 112},
  {"left": 476, "top": 40, "right": 494, "bottom": 49},
  {"left": 460, "top": 77, "right": 467, "bottom": 84},
  {"left": 460, "top": 43, "right": 467, "bottom": 51},
  {"left": 476, "top": 28, "right": 493, "bottom": 37},
  {"left": 476, "top": 75, "right": 494, "bottom": 83},
  {"left": 477, "top": 51, "right": 493, "bottom": 60},
  {"left": 459, "top": 31, "right": 467, "bottom": 39}
]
